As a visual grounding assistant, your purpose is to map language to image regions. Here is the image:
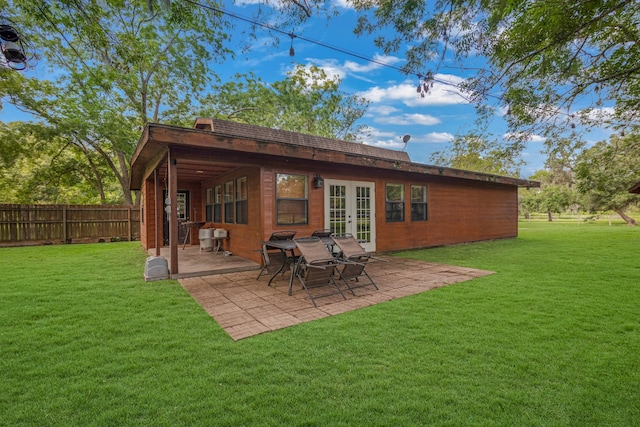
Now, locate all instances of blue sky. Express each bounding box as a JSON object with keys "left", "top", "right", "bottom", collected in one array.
[
  {"left": 0, "top": 0, "right": 614, "bottom": 178},
  {"left": 216, "top": 0, "right": 617, "bottom": 178},
  {"left": 218, "top": 1, "right": 504, "bottom": 168}
]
